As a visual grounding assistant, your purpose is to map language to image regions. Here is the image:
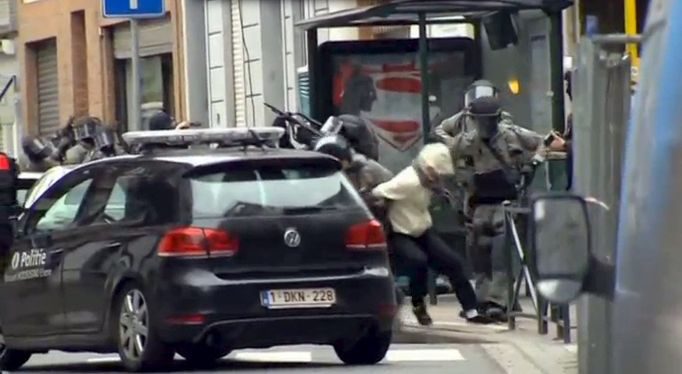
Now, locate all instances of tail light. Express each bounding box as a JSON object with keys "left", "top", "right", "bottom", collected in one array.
[
  {"left": 345, "top": 220, "right": 386, "bottom": 251},
  {"left": 0, "top": 155, "right": 10, "bottom": 171},
  {"left": 158, "top": 227, "right": 239, "bottom": 258}
]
